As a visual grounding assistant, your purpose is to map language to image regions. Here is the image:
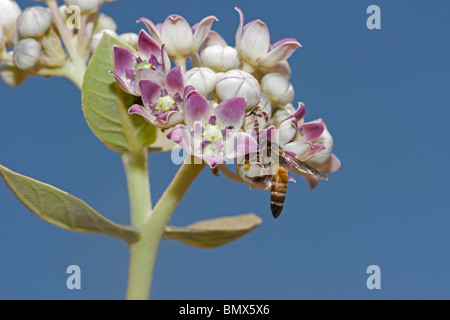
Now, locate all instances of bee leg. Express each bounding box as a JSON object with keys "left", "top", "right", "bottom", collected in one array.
[{"left": 211, "top": 167, "right": 220, "bottom": 177}]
